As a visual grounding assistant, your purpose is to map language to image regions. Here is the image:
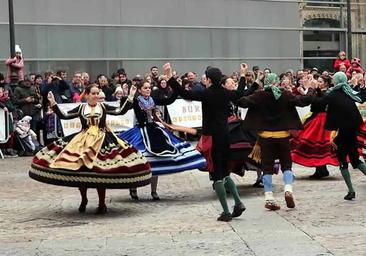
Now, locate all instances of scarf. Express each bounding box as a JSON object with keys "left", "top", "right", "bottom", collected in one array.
[
  {"left": 137, "top": 95, "right": 155, "bottom": 110},
  {"left": 327, "top": 72, "right": 362, "bottom": 103},
  {"left": 264, "top": 73, "right": 282, "bottom": 100}
]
